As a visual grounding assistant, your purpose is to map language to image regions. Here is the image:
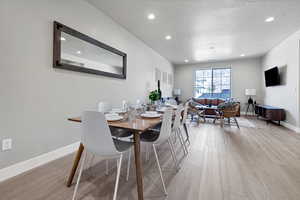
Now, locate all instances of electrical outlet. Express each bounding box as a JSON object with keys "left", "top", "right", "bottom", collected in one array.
[{"left": 2, "top": 138, "right": 12, "bottom": 151}]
